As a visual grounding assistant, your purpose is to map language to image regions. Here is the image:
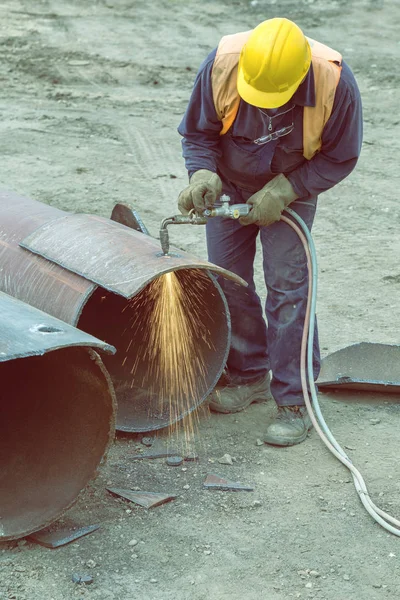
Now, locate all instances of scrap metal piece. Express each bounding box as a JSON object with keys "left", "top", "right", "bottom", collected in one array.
[
  {"left": 166, "top": 456, "right": 184, "bottom": 466},
  {"left": 107, "top": 488, "right": 176, "bottom": 508},
  {"left": 184, "top": 452, "right": 199, "bottom": 462},
  {"left": 317, "top": 342, "right": 400, "bottom": 393},
  {"left": 203, "top": 474, "right": 254, "bottom": 492},
  {"left": 110, "top": 202, "right": 150, "bottom": 235},
  {"left": 129, "top": 446, "right": 180, "bottom": 460},
  {"left": 72, "top": 574, "right": 94, "bottom": 585},
  {"left": 28, "top": 524, "right": 100, "bottom": 548}
]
